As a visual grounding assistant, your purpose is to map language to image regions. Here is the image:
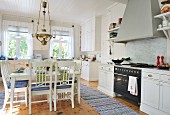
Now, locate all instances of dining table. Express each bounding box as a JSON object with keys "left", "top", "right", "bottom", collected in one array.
[{"left": 9, "top": 69, "right": 81, "bottom": 113}]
